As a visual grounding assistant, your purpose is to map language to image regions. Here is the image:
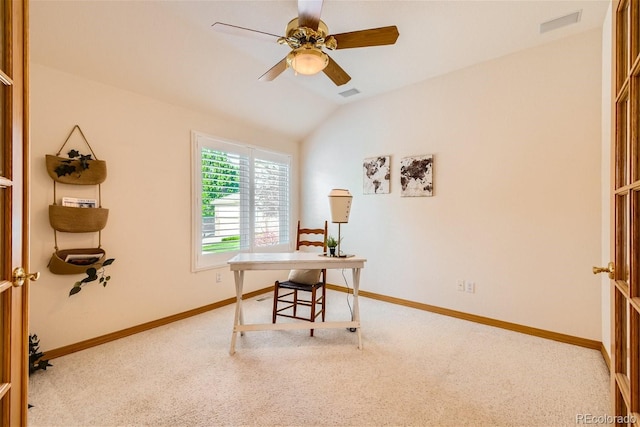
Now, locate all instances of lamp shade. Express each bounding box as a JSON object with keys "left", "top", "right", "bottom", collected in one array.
[
  {"left": 328, "top": 189, "right": 352, "bottom": 223},
  {"left": 286, "top": 47, "right": 328, "bottom": 75}
]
